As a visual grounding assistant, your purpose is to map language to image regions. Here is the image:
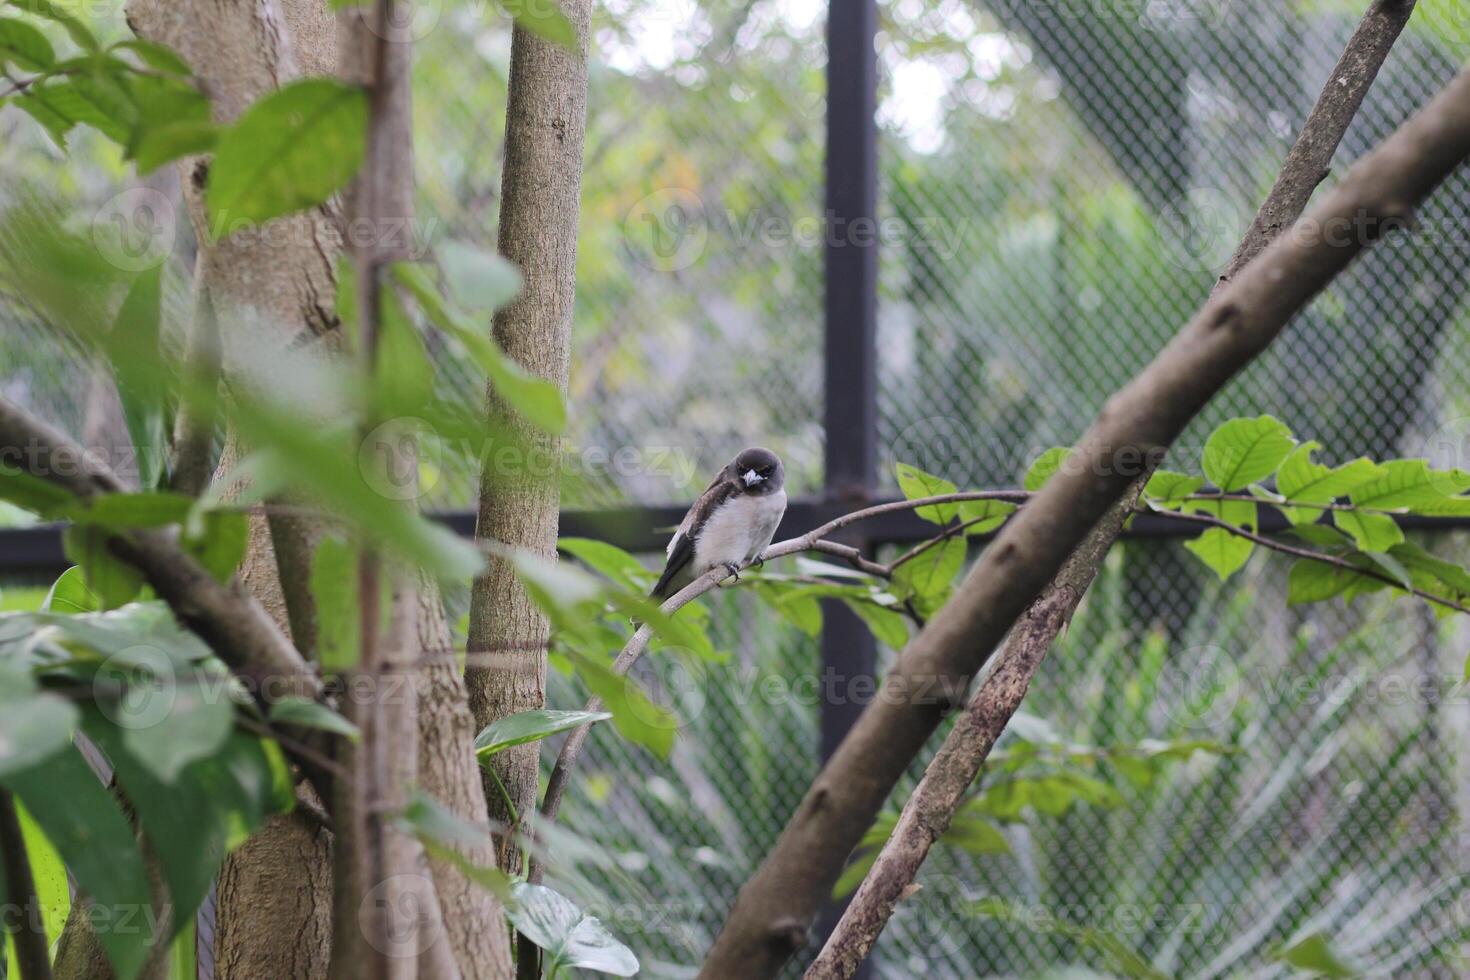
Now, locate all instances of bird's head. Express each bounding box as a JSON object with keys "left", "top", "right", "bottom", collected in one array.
[{"left": 729, "top": 447, "right": 784, "bottom": 494}]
